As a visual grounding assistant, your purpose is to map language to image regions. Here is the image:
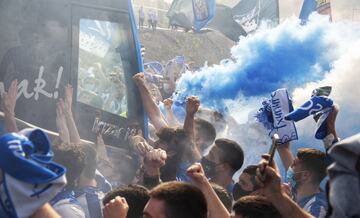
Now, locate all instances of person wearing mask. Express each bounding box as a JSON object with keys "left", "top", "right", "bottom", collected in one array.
[
  {"left": 233, "top": 165, "right": 261, "bottom": 200},
  {"left": 201, "top": 138, "right": 244, "bottom": 193},
  {"left": 278, "top": 145, "right": 328, "bottom": 218}
]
